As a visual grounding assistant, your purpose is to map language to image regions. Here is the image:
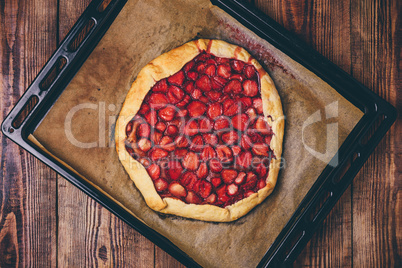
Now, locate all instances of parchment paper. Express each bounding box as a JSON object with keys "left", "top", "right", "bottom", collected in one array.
[{"left": 33, "top": 0, "right": 363, "bottom": 267}]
